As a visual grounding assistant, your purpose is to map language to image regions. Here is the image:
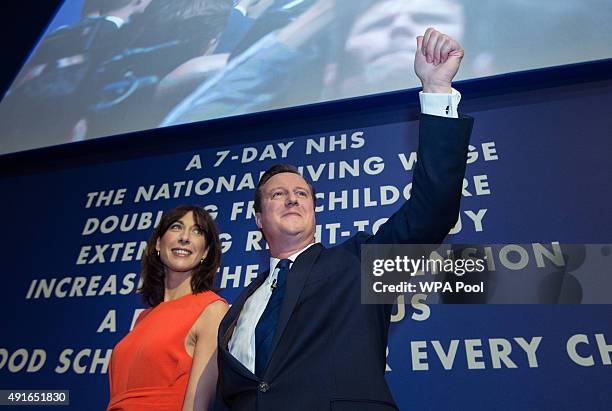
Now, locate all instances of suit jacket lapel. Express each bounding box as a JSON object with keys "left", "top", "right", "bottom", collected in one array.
[
  {"left": 219, "top": 269, "right": 269, "bottom": 379},
  {"left": 266, "top": 243, "right": 324, "bottom": 373},
  {"left": 222, "top": 269, "right": 269, "bottom": 345}
]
